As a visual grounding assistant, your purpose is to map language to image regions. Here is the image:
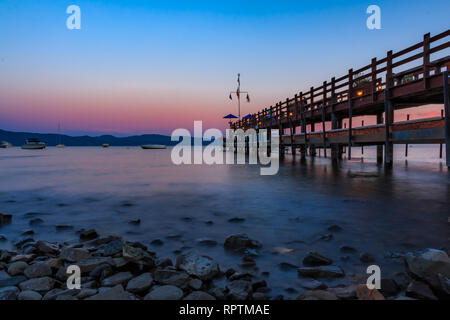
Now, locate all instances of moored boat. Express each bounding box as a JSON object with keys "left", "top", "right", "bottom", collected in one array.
[
  {"left": 0, "top": 141, "right": 13, "bottom": 148},
  {"left": 21, "top": 139, "right": 47, "bottom": 150},
  {"left": 102, "top": 144, "right": 110, "bottom": 148},
  {"left": 141, "top": 144, "right": 167, "bottom": 149}
]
